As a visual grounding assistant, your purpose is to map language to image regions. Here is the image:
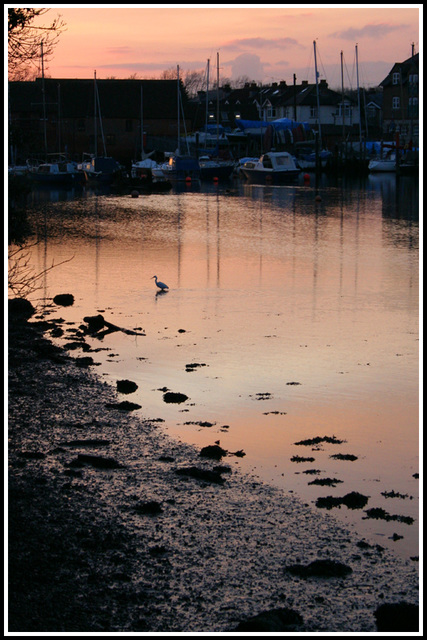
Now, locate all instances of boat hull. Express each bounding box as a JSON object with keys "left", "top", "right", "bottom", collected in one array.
[
  {"left": 200, "top": 163, "right": 234, "bottom": 181},
  {"left": 240, "top": 168, "right": 300, "bottom": 185}
]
